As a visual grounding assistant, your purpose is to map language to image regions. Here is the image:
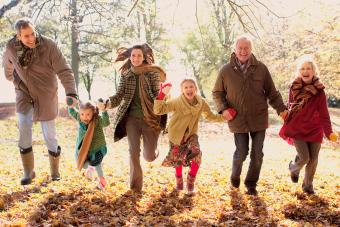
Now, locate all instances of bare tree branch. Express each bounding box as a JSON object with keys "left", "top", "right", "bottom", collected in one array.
[
  {"left": 171, "top": 0, "right": 180, "bottom": 27},
  {"left": 252, "top": 0, "right": 285, "bottom": 18},
  {"left": 127, "top": 0, "right": 139, "bottom": 17},
  {"left": 0, "top": 0, "right": 22, "bottom": 18}
]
